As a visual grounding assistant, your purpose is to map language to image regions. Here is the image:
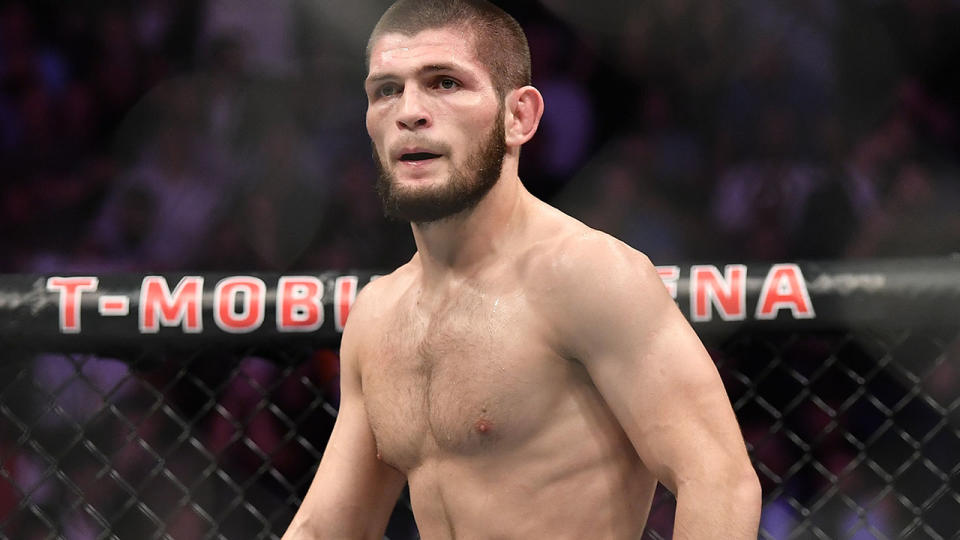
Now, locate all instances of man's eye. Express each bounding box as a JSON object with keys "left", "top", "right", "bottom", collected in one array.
[
  {"left": 439, "top": 78, "right": 458, "bottom": 90},
  {"left": 378, "top": 84, "right": 399, "bottom": 97}
]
